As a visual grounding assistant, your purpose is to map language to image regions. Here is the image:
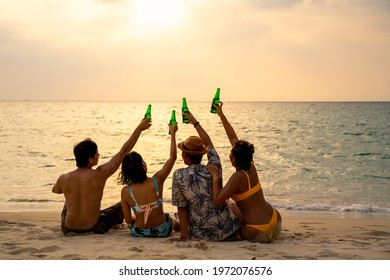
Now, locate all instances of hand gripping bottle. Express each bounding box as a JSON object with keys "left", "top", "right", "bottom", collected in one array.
[
  {"left": 168, "top": 110, "right": 177, "bottom": 135},
  {"left": 144, "top": 104, "right": 152, "bottom": 120},
  {"left": 182, "top": 98, "right": 190, "bottom": 123},
  {"left": 210, "top": 88, "right": 220, "bottom": 114}
]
